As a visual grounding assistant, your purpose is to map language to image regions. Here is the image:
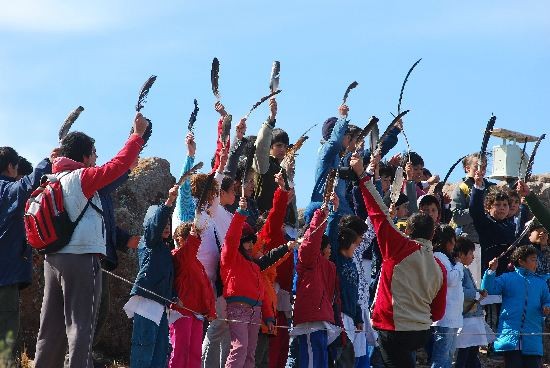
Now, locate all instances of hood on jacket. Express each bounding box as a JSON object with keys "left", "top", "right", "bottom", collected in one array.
[{"left": 53, "top": 157, "right": 85, "bottom": 173}]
